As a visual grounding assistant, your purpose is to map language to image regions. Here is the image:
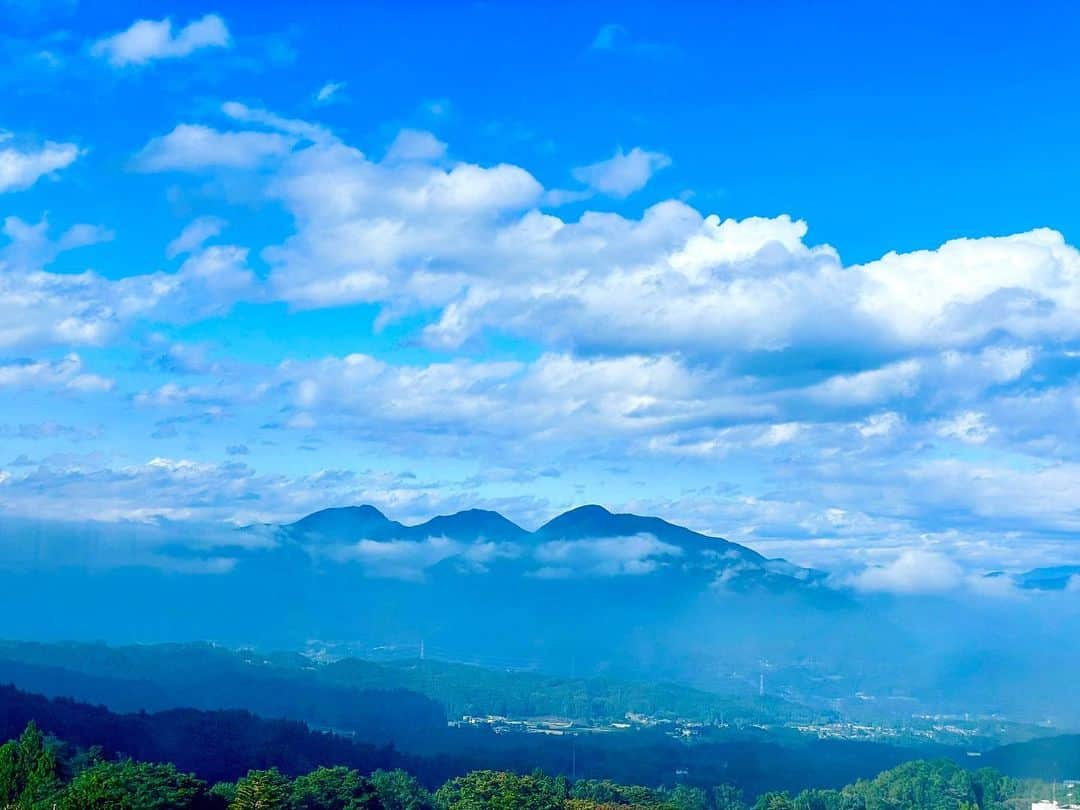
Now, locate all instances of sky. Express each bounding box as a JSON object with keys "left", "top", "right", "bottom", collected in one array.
[{"left": 1, "top": 0, "right": 1079, "bottom": 588}]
